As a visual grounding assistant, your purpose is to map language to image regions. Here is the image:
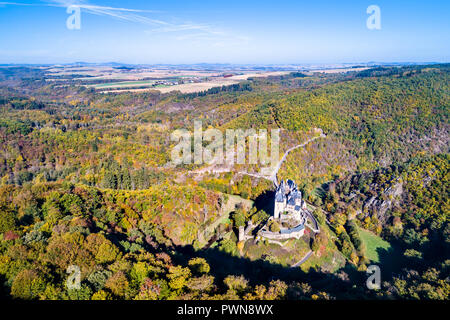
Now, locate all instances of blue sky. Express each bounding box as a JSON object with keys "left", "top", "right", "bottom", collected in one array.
[{"left": 0, "top": 0, "right": 449, "bottom": 64}]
